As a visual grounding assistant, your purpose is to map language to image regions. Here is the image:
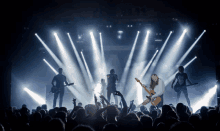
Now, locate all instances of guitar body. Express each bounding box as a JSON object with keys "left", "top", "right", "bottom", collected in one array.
[
  {"left": 135, "top": 78, "right": 161, "bottom": 106},
  {"left": 174, "top": 83, "right": 198, "bottom": 92},
  {"left": 50, "top": 83, "right": 74, "bottom": 93}
]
